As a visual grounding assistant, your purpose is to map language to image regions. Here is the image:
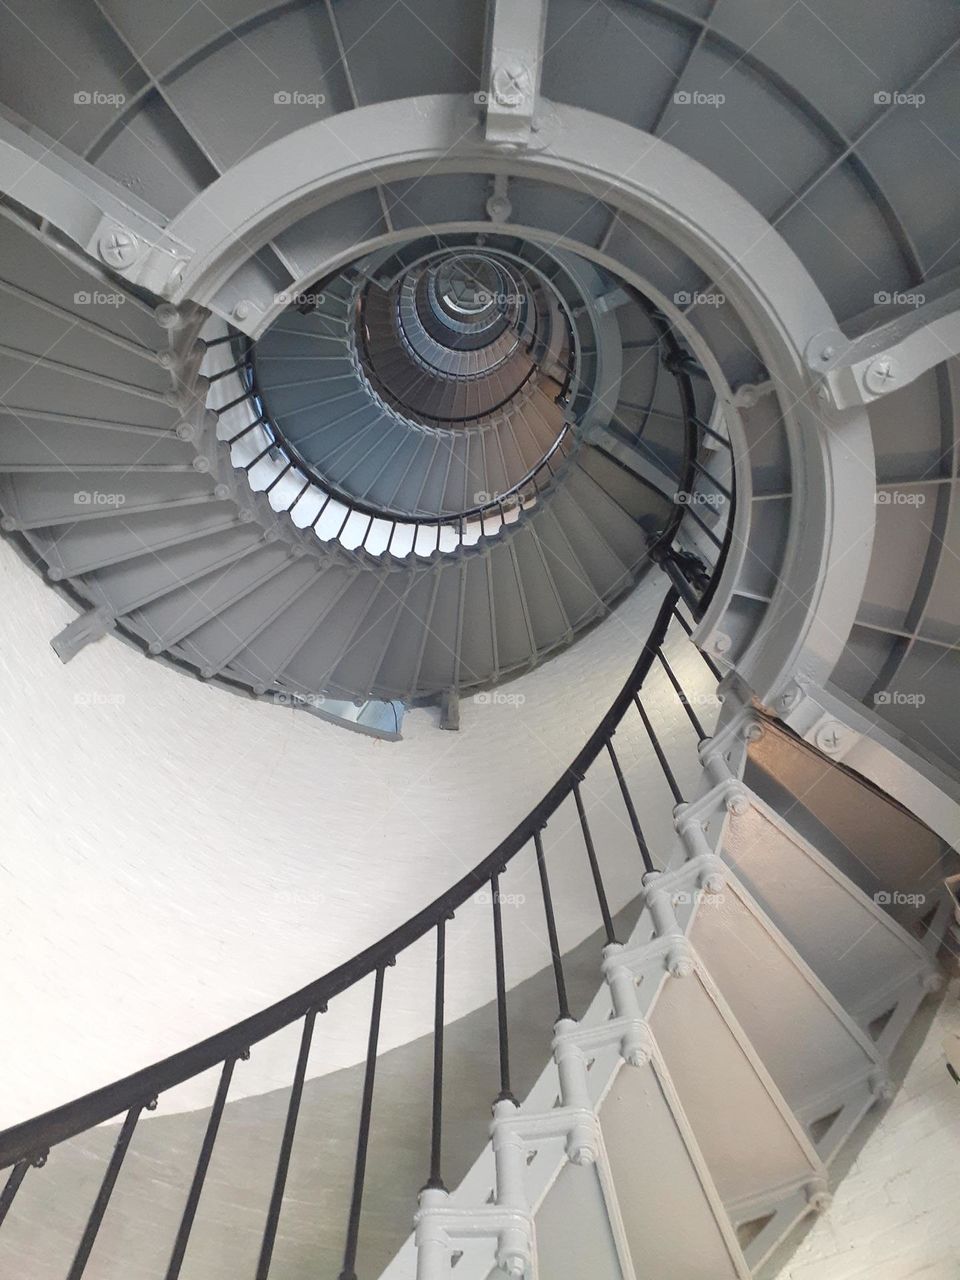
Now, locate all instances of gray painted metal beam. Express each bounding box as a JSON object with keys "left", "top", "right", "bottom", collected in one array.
[
  {"left": 809, "top": 287, "right": 960, "bottom": 409},
  {"left": 481, "top": 0, "right": 548, "bottom": 148},
  {"left": 0, "top": 111, "right": 186, "bottom": 290}
]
